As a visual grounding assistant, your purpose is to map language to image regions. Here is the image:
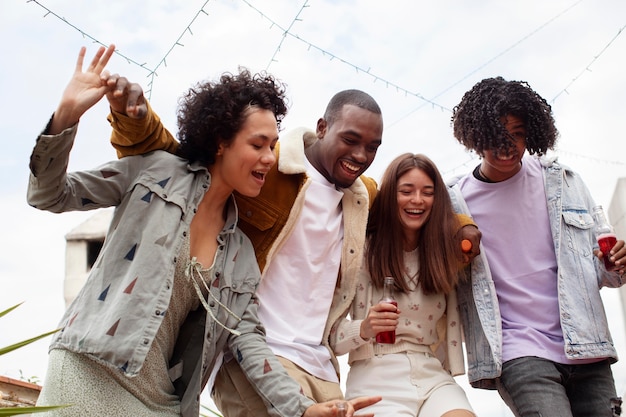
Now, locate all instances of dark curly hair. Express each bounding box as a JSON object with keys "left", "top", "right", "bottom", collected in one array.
[
  {"left": 176, "top": 68, "right": 288, "bottom": 165},
  {"left": 451, "top": 77, "right": 558, "bottom": 156}
]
